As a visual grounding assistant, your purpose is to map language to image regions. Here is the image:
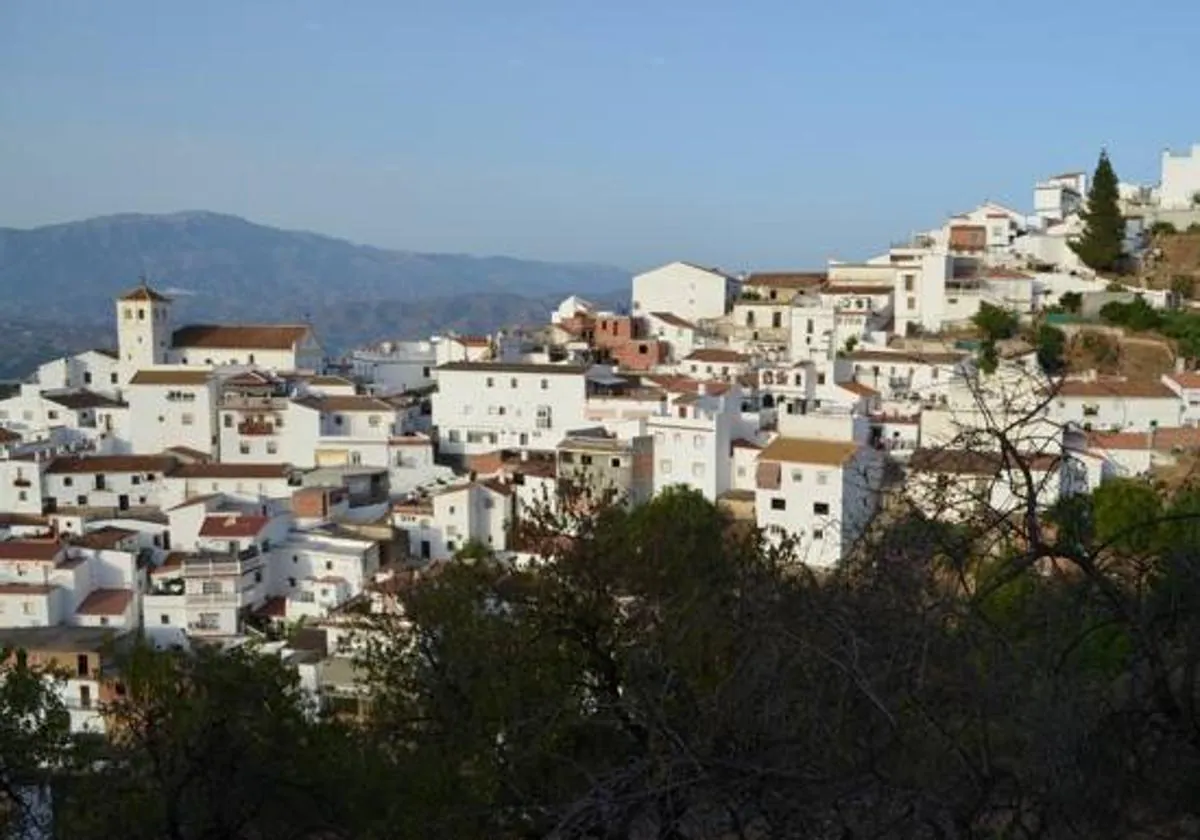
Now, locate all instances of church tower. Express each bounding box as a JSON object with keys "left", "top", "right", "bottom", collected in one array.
[{"left": 116, "top": 278, "right": 172, "bottom": 375}]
